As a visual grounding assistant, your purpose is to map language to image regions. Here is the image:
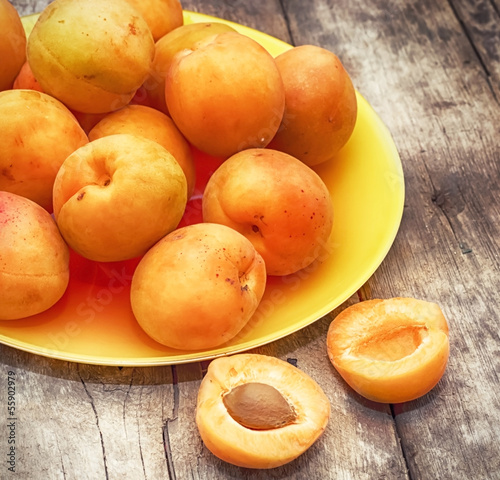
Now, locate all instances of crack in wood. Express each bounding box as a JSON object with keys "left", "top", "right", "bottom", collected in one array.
[
  {"left": 390, "top": 404, "right": 414, "bottom": 480},
  {"left": 446, "top": 0, "right": 499, "bottom": 102},
  {"left": 163, "top": 365, "right": 179, "bottom": 480},
  {"left": 278, "top": 0, "right": 296, "bottom": 46},
  {"left": 77, "top": 368, "right": 109, "bottom": 480}
]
